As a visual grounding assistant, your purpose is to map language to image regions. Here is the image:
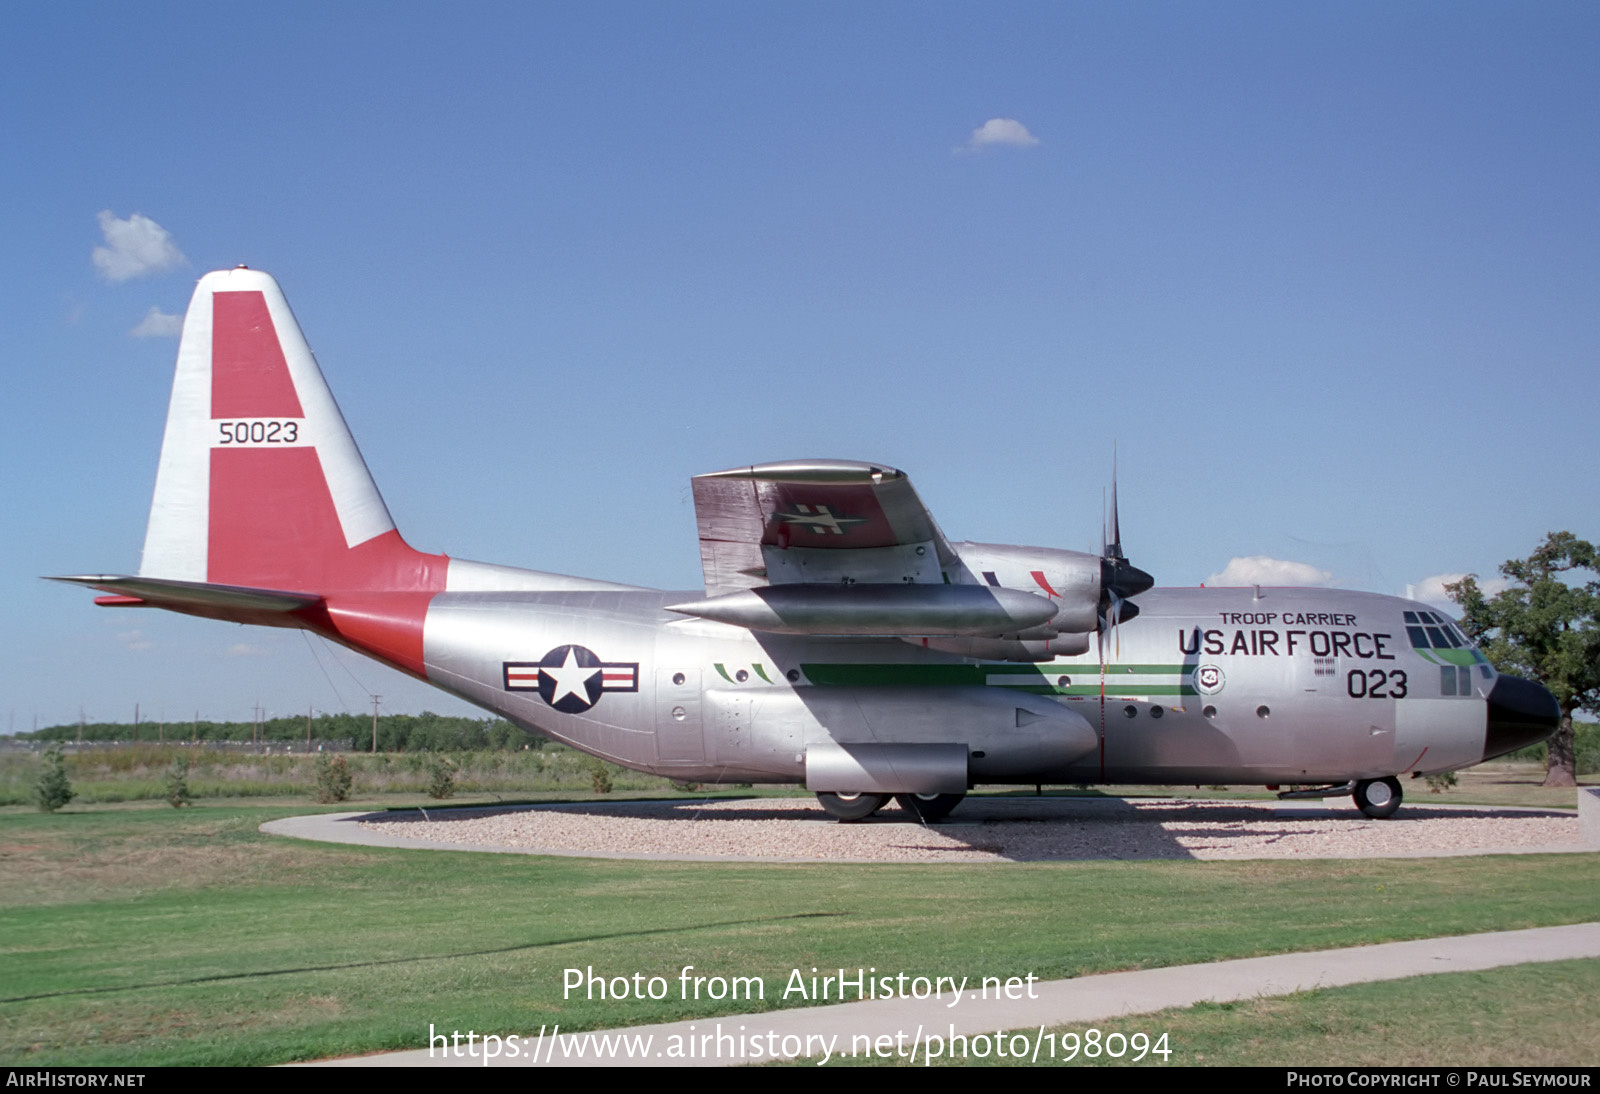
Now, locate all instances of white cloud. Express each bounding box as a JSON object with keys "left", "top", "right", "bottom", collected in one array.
[
  {"left": 92, "top": 211, "right": 186, "bottom": 282},
  {"left": 130, "top": 307, "right": 182, "bottom": 338},
  {"left": 115, "top": 629, "right": 153, "bottom": 652},
  {"left": 962, "top": 117, "right": 1041, "bottom": 152},
  {"left": 225, "top": 643, "right": 267, "bottom": 657},
  {"left": 1409, "top": 572, "right": 1513, "bottom": 609},
  {"left": 1205, "top": 556, "right": 1335, "bottom": 588}
]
